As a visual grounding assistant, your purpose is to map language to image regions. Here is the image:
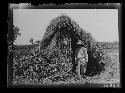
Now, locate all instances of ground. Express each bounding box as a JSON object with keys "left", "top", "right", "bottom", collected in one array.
[{"left": 12, "top": 43, "right": 120, "bottom": 88}]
